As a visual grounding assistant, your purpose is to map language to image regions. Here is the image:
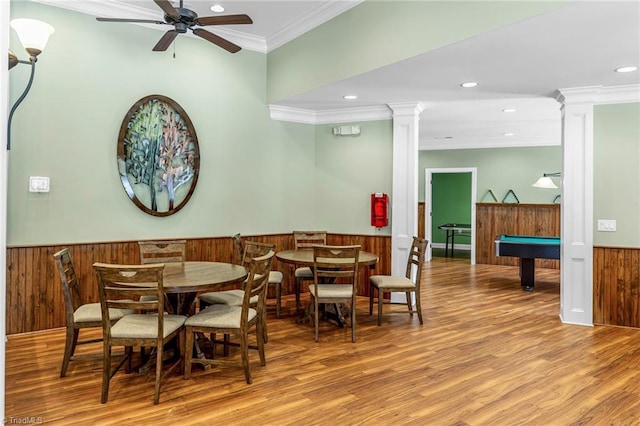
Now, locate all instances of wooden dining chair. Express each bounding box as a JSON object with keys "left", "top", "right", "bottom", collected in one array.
[
  {"left": 293, "top": 231, "right": 327, "bottom": 311},
  {"left": 54, "top": 248, "right": 134, "bottom": 378},
  {"left": 184, "top": 250, "right": 274, "bottom": 384},
  {"left": 137, "top": 239, "right": 187, "bottom": 309},
  {"left": 93, "top": 262, "right": 186, "bottom": 405},
  {"left": 200, "top": 238, "right": 275, "bottom": 348},
  {"left": 138, "top": 239, "right": 187, "bottom": 264},
  {"left": 309, "top": 245, "right": 360, "bottom": 342},
  {"left": 369, "top": 236, "right": 428, "bottom": 326},
  {"left": 229, "top": 234, "right": 284, "bottom": 318}
]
